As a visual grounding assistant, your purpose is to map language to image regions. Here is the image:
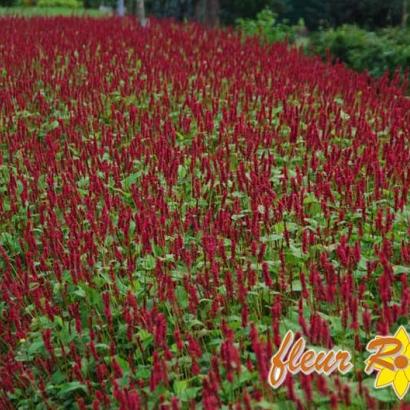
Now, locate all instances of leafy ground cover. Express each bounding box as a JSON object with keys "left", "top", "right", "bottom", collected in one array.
[{"left": 0, "top": 17, "right": 410, "bottom": 409}]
